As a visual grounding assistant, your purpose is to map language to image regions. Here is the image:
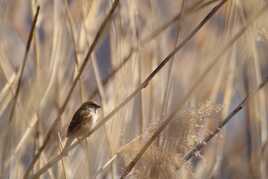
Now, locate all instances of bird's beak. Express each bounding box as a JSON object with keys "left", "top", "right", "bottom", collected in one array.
[{"left": 96, "top": 104, "right": 101, "bottom": 109}]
